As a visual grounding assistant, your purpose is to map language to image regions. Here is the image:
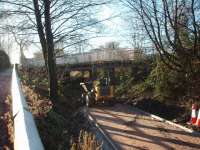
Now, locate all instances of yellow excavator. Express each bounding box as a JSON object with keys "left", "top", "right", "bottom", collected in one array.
[{"left": 80, "top": 77, "right": 114, "bottom": 107}]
